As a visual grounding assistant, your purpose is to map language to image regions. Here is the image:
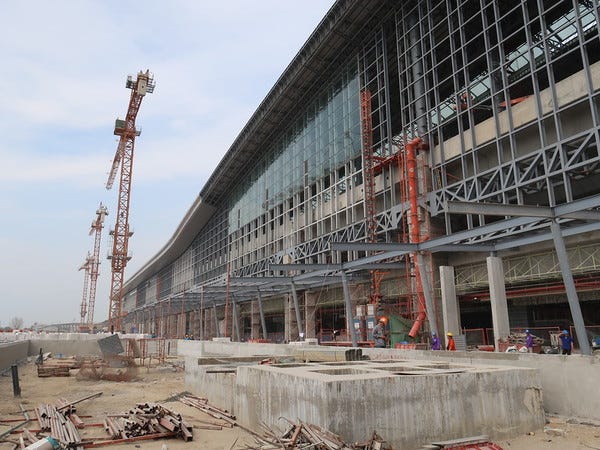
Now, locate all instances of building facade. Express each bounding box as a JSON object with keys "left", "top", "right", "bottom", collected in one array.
[{"left": 119, "top": 0, "right": 600, "bottom": 348}]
